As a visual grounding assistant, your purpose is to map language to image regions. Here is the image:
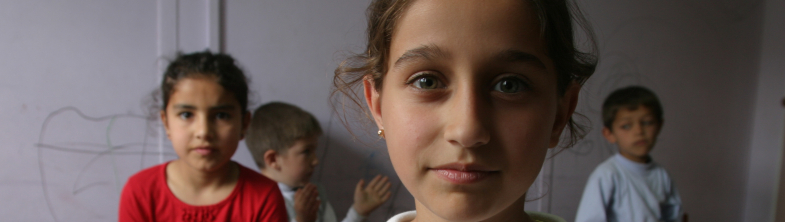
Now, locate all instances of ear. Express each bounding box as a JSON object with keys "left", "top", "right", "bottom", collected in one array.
[
  {"left": 549, "top": 82, "right": 581, "bottom": 148},
  {"left": 602, "top": 127, "right": 617, "bottom": 144},
  {"left": 363, "top": 76, "right": 384, "bottom": 131},
  {"left": 160, "top": 110, "right": 171, "bottom": 138},
  {"left": 240, "top": 111, "right": 252, "bottom": 139},
  {"left": 263, "top": 149, "right": 282, "bottom": 171}
]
